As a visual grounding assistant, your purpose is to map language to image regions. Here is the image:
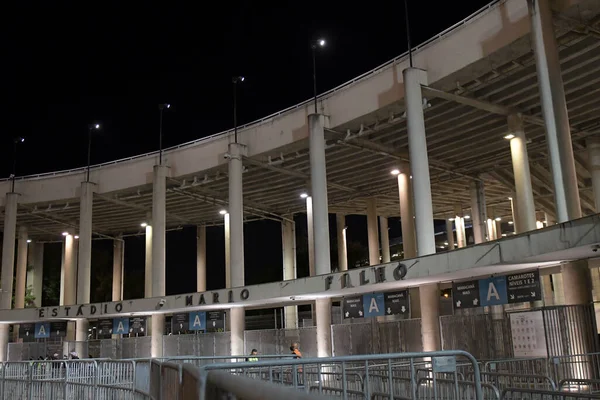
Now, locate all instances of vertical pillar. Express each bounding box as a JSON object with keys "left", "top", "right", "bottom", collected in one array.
[
  {"left": 63, "top": 233, "right": 77, "bottom": 305},
  {"left": 306, "top": 197, "right": 315, "bottom": 276},
  {"left": 397, "top": 170, "right": 417, "bottom": 259},
  {"left": 470, "top": 180, "right": 487, "bottom": 243},
  {"left": 75, "top": 319, "right": 89, "bottom": 358},
  {"left": 282, "top": 218, "right": 298, "bottom": 329},
  {"left": 224, "top": 213, "right": 231, "bottom": 287},
  {"left": 197, "top": 225, "right": 206, "bottom": 292},
  {"left": 562, "top": 260, "right": 592, "bottom": 305},
  {"left": 0, "top": 193, "right": 18, "bottom": 311},
  {"left": 420, "top": 283, "right": 441, "bottom": 351},
  {"left": 552, "top": 273, "right": 565, "bottom": 305},
  {"left": 509, "top": 196, "right": 518, "bottom": 233},
  {"left": 315, "top": 298, "right": 332, "bottom": 357},
  {"left": 545, "top": 212, "right": 557, "bottom": 226},
  {"left": 77, "top": 181, "right": 94, "bottom": 305},
  {"left": 454, "top": 205, "right": 466, "bottom": 248},
  {"left": 336, "top": 214, "right": 348, "bottom": 271},
  {"left": 404, "top": 68, "right": 435, "bottom": 256},
  {"left": 228, "top": 143, "right": 245, "bottom": 288},
  {"left": 14, "top": 226, "right": 28, "bottom": 309},
  {"left": 0, "top": 325, "right": 8, "bottom": 362},
  {"left": 308, "top": 114, "right": 332, "bottom": 276},
  {"left": 60, "top": 240, "right": 65, "bottom": 306},
  {"left": 27, "top": 242, "right": 44, "bottom": 307},
  {"left": 151, "top": 314, "right": 165, "bottom": 358},
  {"left": 588, "top": 139, "right": 600, "bottom": 212},
  {"left": 529, "top": 0, "right": 581, "bottom": 222},
  {"left": 152, "top": 165, "right": 167, "bottom": 299},
  {"left": 144, "top": 220, "right": 153, "bottom": 298},
  {"left": 508, "top": 114, "right": 537, "bottom": 232},
  {"left": 366, "top": 198, "right": 380, "bottom": 265},
  {"left": 445, "top": 219, "right": 455, "bottom": 250},
  {"left": 379, "top": 216, "right": 391, "bottom": 263},
  {"left": 112, "top": 238, "right": 124, "bottom": 302},
  {"left": 230, "top": 307, "right": 245, "bottom": 356}
]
